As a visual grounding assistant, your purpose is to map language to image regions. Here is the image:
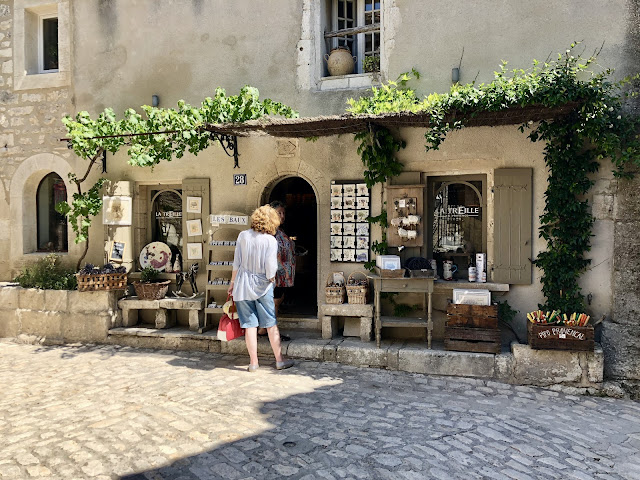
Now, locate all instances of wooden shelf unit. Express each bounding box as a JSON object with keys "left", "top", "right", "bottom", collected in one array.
[{"left": 204, "top": 225, "right": 246, "bottom": 332}]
